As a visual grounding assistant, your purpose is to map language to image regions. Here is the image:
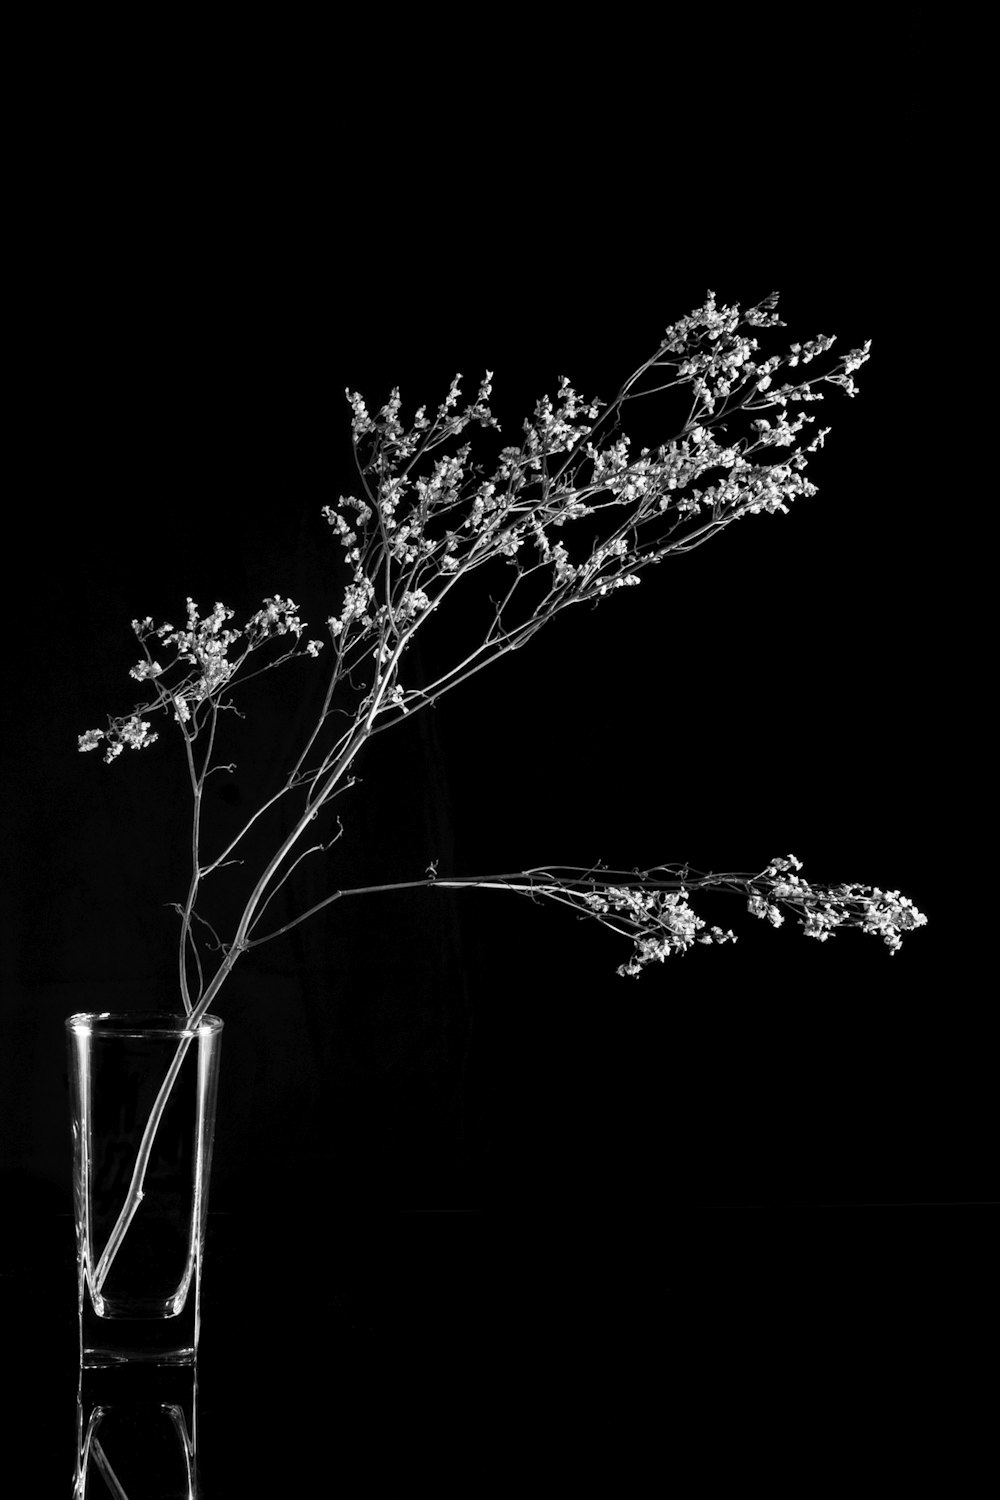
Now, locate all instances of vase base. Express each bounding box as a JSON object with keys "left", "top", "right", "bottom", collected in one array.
[{"left": 82, "top": 1345, "right": 198, "bottom": 1368}]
